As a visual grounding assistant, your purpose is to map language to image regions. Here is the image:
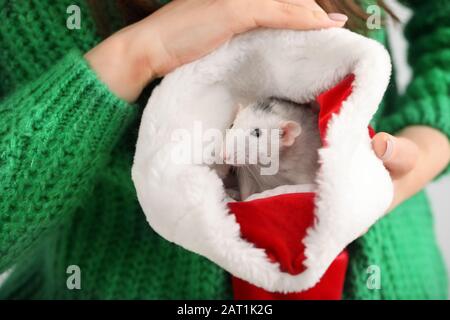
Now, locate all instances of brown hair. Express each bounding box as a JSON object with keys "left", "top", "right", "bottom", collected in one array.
[{"left": 89, "top": 0, "right": 396, "bottom": 38}]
